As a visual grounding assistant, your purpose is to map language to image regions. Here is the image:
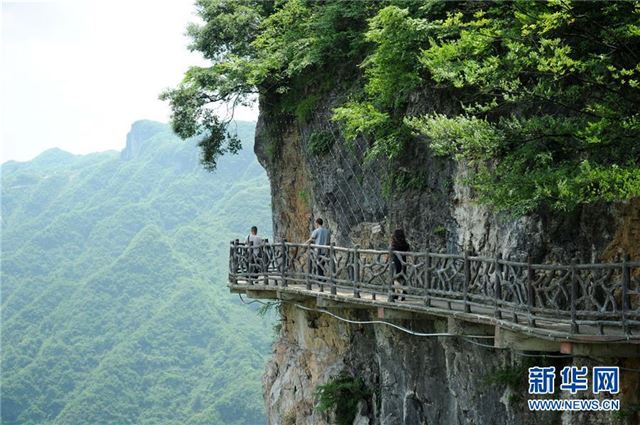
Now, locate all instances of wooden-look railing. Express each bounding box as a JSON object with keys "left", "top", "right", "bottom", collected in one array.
[{"left": 228, "top": 240, "right": 640, "bottom": 339}]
